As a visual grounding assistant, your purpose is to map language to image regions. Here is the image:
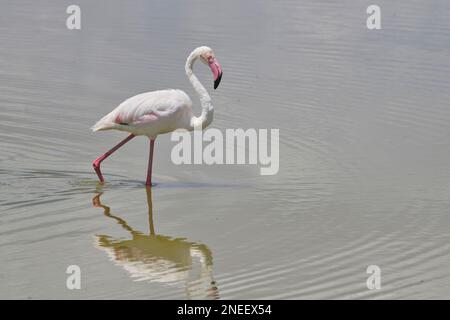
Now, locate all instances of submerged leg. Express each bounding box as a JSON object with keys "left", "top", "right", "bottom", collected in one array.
[
  {"left": 93, "top": 134, "right": 135, "bottom": 183},
  {"left": 146, "top": 138, "right": 155, "bottom": 186}
]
